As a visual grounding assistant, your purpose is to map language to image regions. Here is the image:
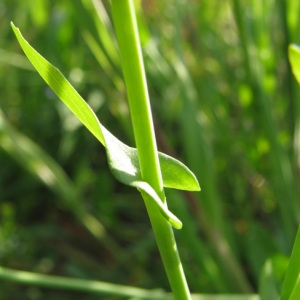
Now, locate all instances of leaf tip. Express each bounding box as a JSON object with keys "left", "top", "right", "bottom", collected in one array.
[
  {"left": 193, "top": 178, "right": 201, "bottom": 191},
  {"left": 171, "top": 218, "right": 183, "bottom": 230},
  {"left": 185, "top": 175, "right": 201, "bottom": 192},
  {"left": 10, "top": 21, "right": 20, "bottom": 37},
  {"left": 10, "top": 21, "right": 17, "bottom": 30}
]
